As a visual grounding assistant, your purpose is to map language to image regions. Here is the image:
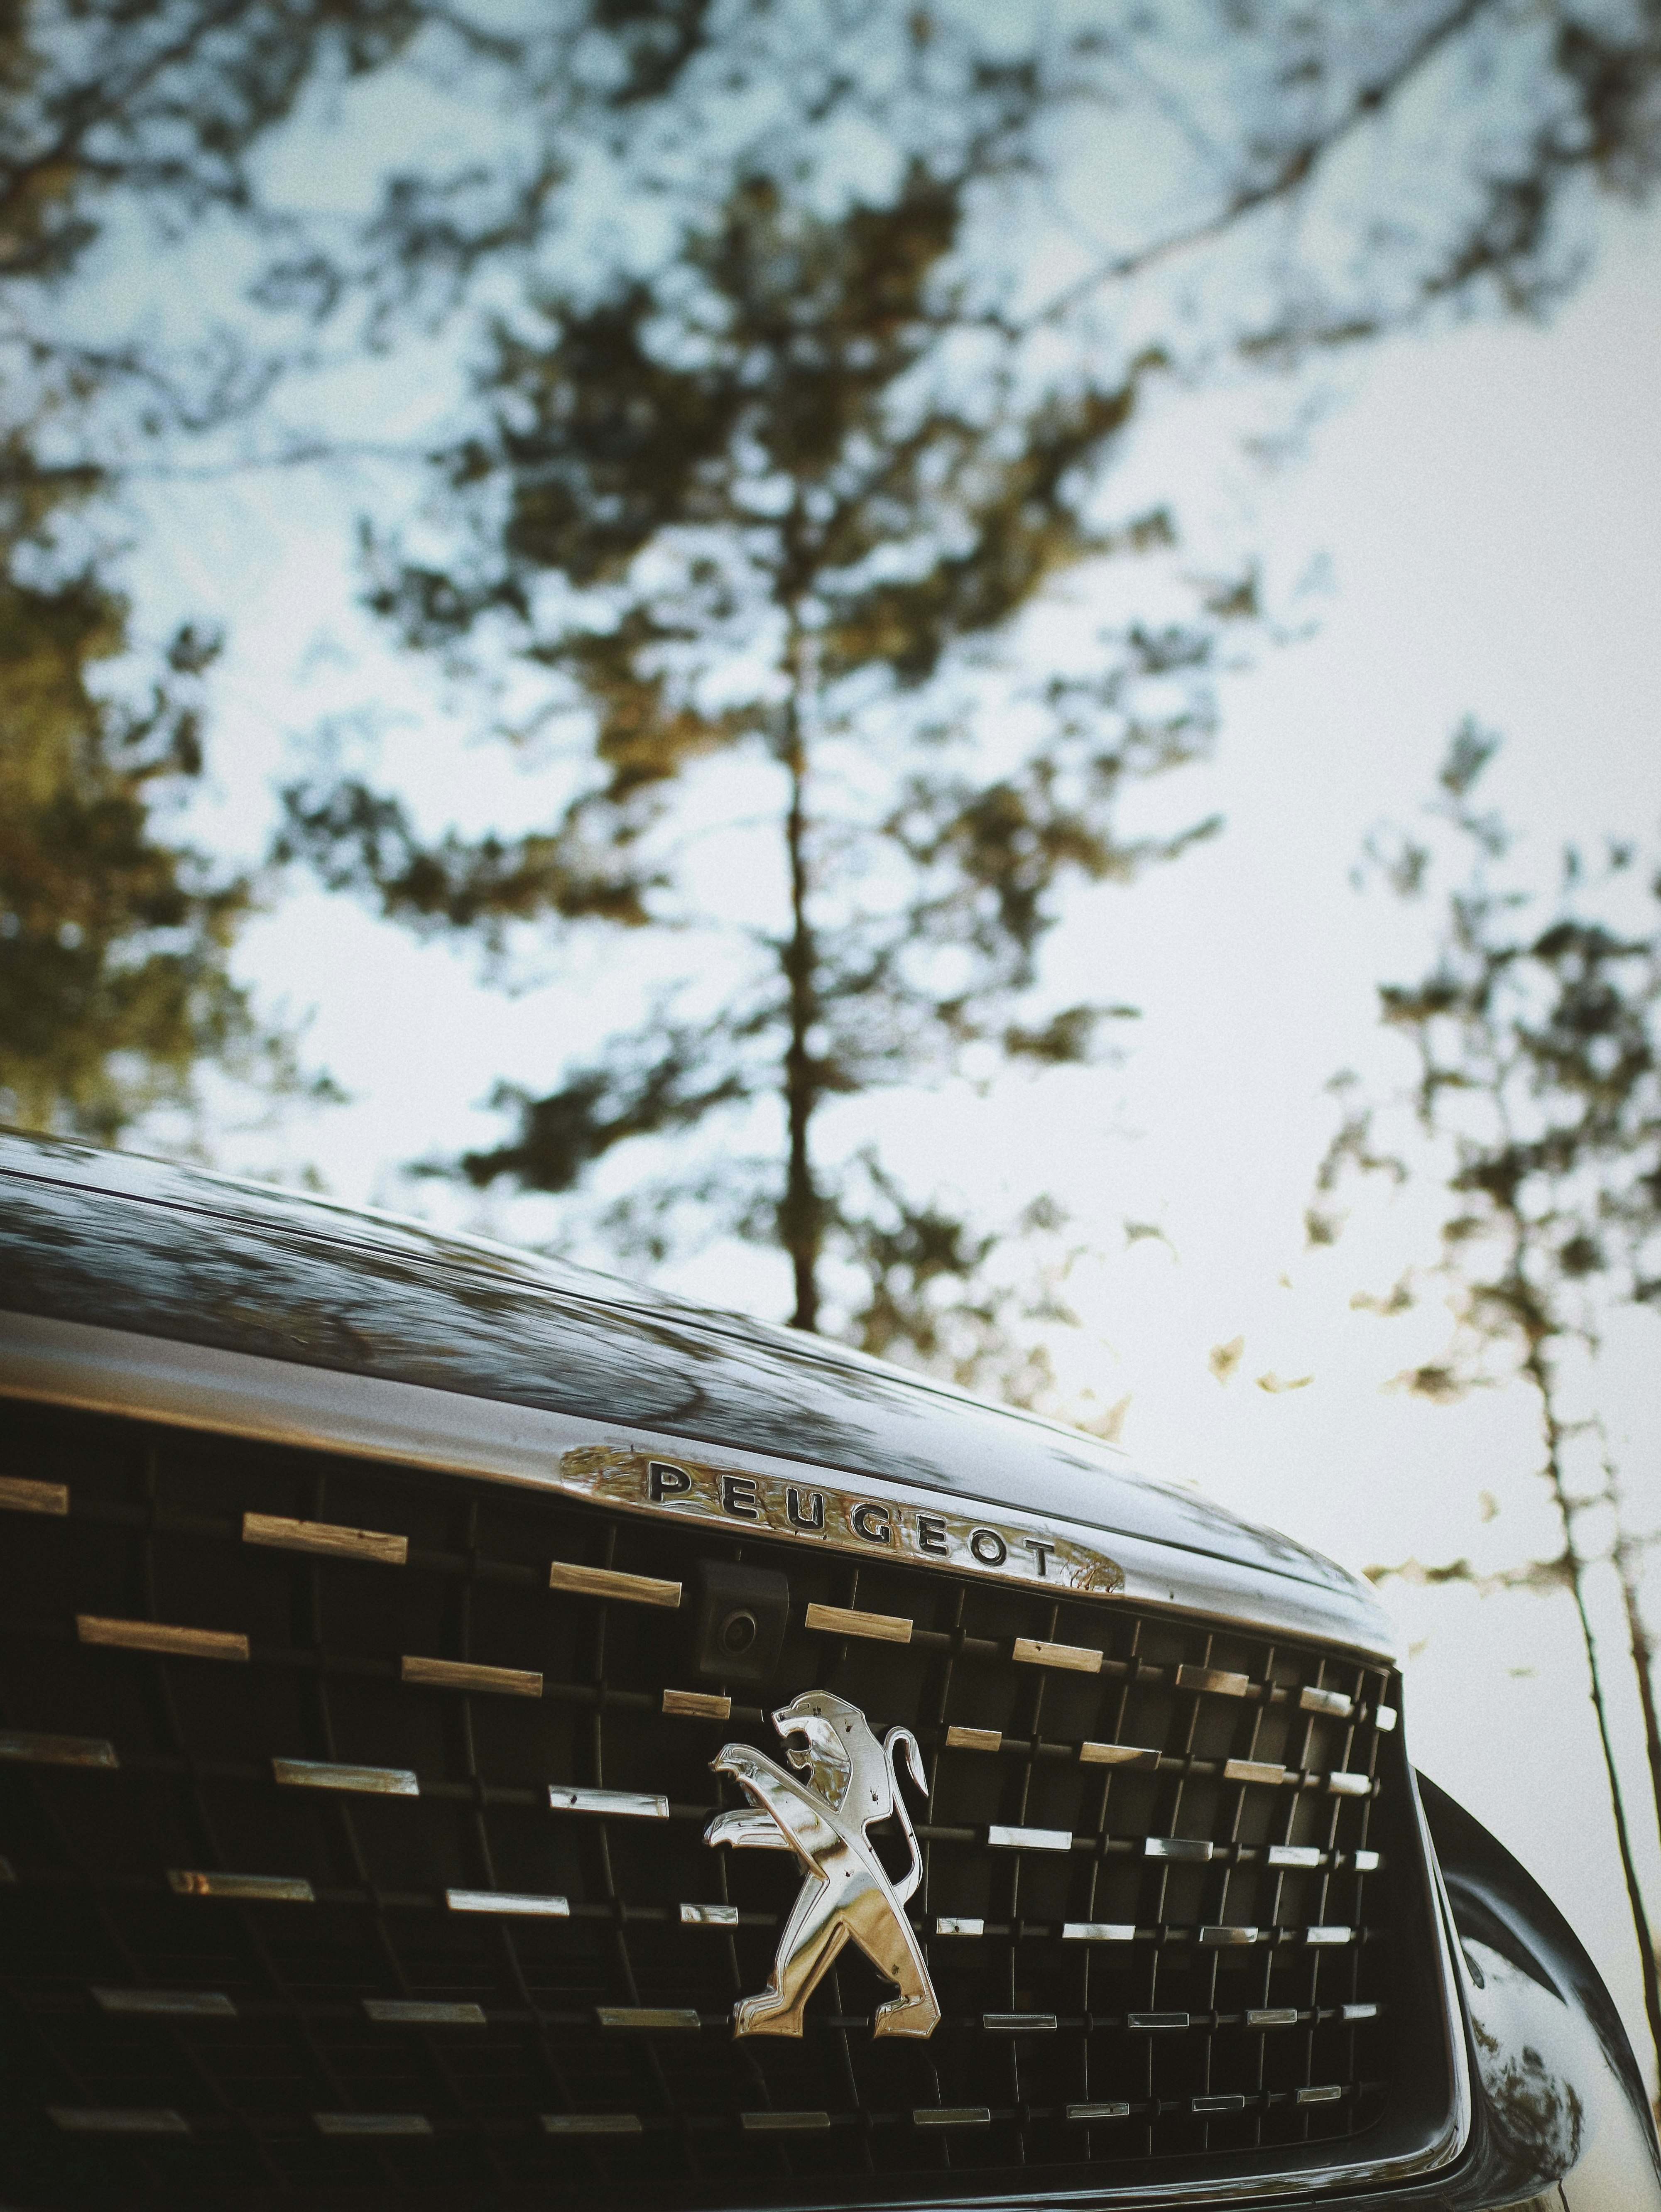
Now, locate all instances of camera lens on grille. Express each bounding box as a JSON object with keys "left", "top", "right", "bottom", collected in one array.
[
  {"left": 720, "top": 1610, "right": 758, "bottom": 1656},
  {"left": 693, "top": 1561, "right": 789, "bottom": 1683}
]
